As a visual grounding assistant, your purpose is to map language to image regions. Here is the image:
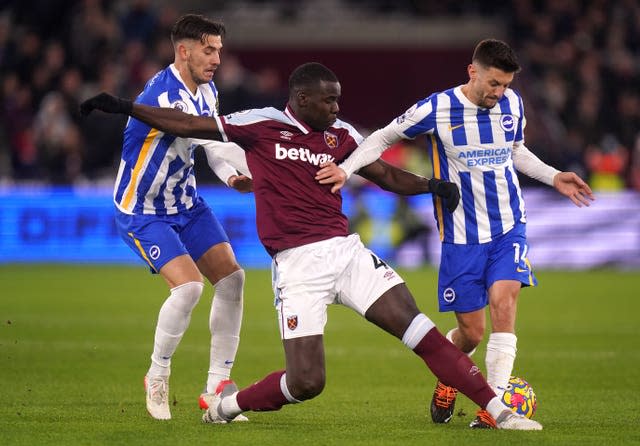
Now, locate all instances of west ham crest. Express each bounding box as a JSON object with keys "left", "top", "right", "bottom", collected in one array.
[
  {"left": 287, "top": 315, "right": 298, "bottom": 331},
  {"left": 324, "top": 131, "right": 338, "bottom": 149}
]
